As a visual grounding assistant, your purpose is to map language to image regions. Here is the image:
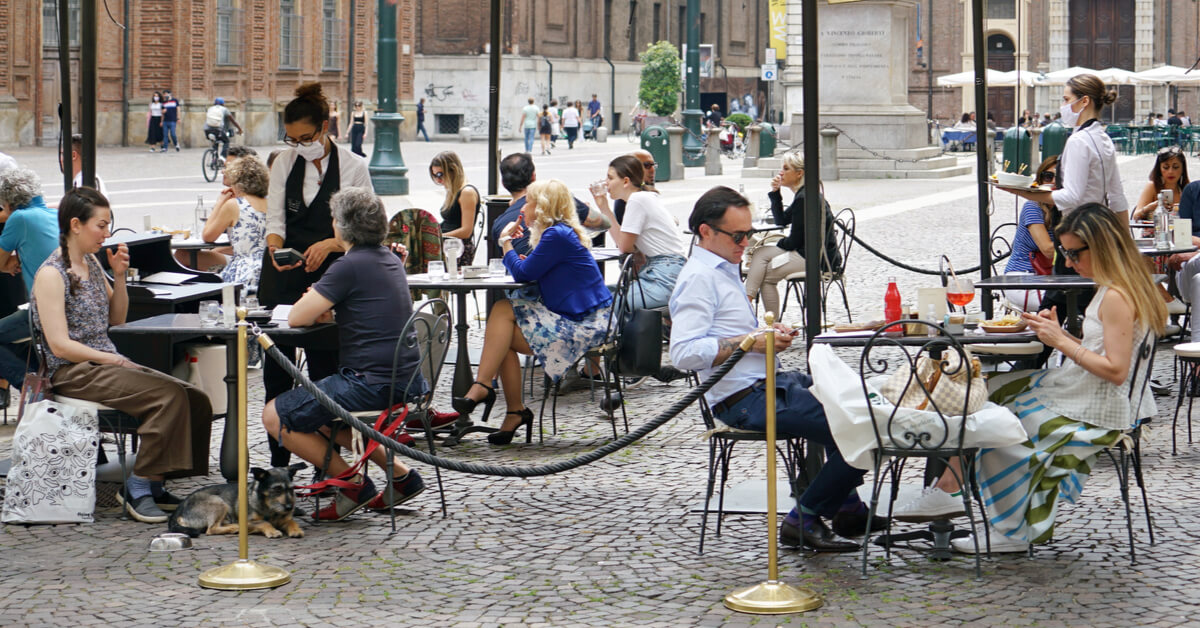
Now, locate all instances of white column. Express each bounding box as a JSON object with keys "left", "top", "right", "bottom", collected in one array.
[
  {"left": 1134, "top": 0, "right": 1154, "bottom": 118},
  {"left": 1047, "top": 0, "right": 1069, "bottom": 71}
]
